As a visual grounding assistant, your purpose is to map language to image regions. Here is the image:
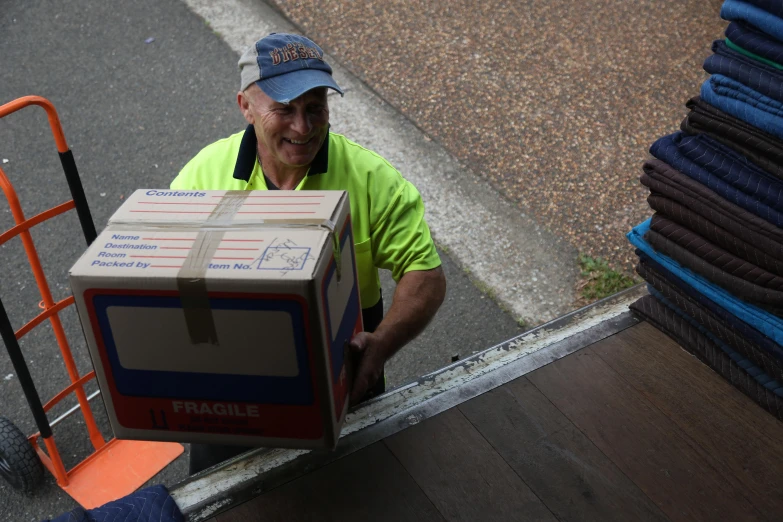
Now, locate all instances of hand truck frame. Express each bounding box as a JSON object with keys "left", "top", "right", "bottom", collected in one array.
[{"left": 0, "top": 95, "right": 183, "bottom": 508}]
